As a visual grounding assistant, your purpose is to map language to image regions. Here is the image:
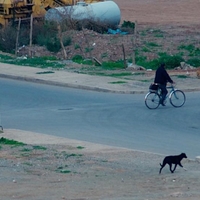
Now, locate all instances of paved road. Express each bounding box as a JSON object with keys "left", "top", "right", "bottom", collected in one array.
[{"left": 0, "top": 78, "right": 200, "bottom": 159}]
